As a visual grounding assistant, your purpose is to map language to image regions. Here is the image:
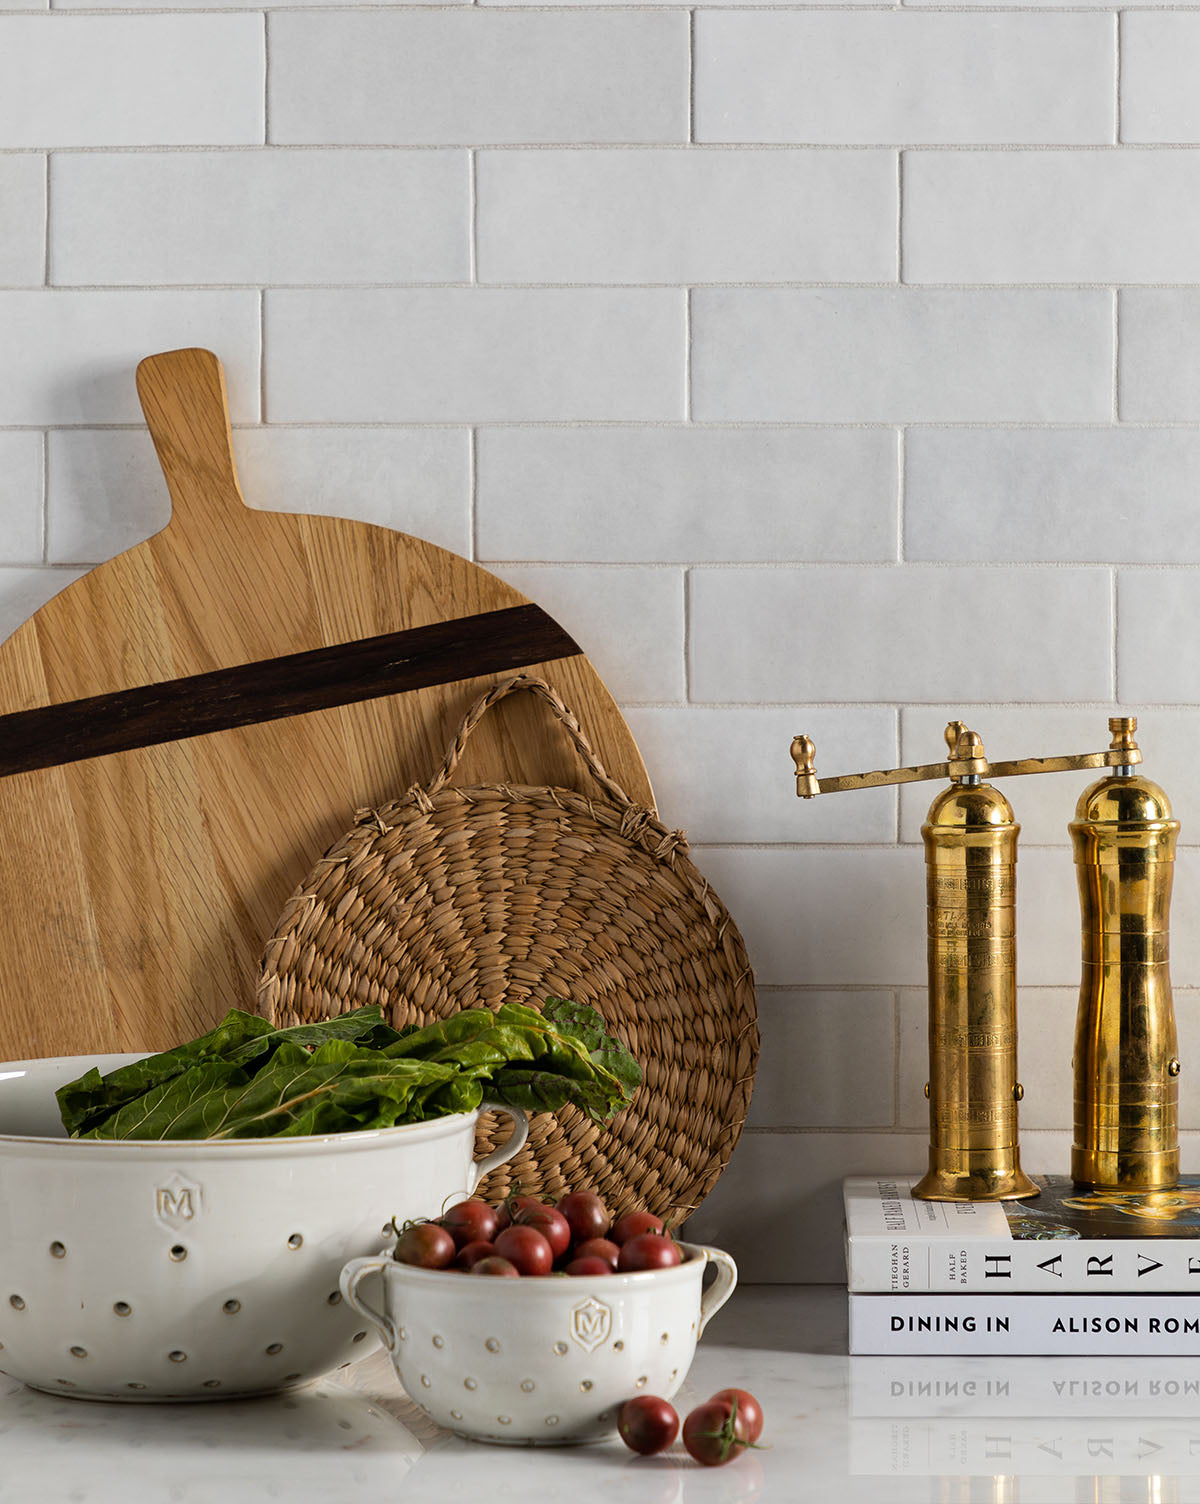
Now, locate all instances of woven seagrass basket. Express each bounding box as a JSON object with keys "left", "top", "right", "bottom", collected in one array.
[{"left": 256, "top": 675, "right": 757, "bottom": 1222}]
